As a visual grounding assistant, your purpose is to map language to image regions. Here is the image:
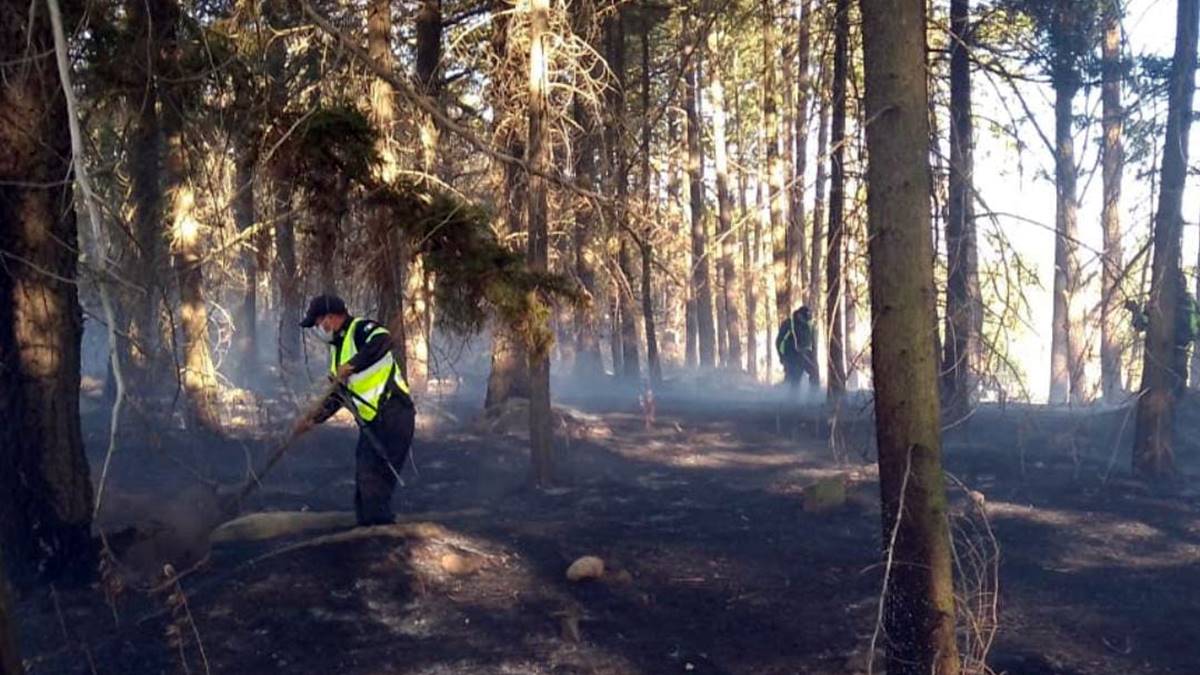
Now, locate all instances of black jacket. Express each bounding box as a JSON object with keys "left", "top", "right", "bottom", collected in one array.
[{"left": 313, "top": 316, "right": 412, "bottom": 423}]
